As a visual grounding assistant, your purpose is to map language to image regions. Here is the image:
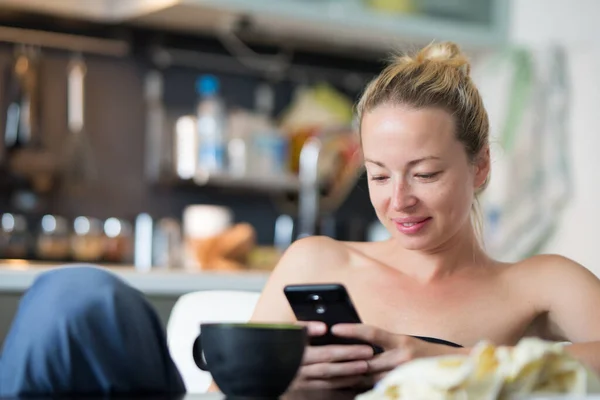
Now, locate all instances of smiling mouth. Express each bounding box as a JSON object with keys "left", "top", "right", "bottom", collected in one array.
[
  {"left": 393, "top": 217, "right": 432, "bottom": 234},
  {"left": 400, "top": 222, "right": 419, "bottom": 227},
  {"left": 395, "top": 217, "right": 431, "bottom": 226}
]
